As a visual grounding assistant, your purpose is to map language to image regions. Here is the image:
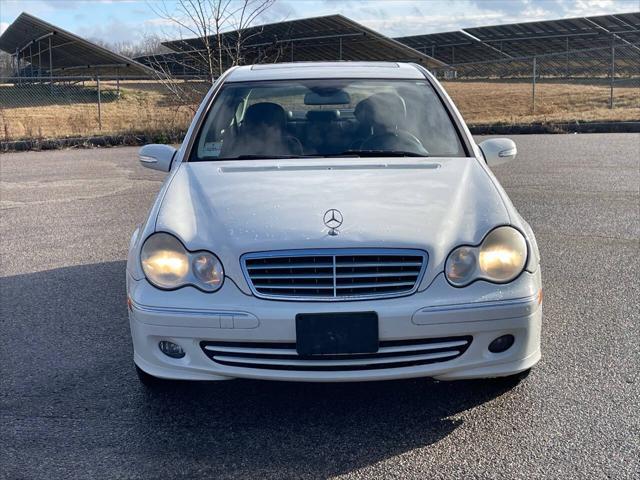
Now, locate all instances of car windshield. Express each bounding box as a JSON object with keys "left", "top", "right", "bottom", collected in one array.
[{"left": 190, "top": 79, "right": 466, "bottom": 161}]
